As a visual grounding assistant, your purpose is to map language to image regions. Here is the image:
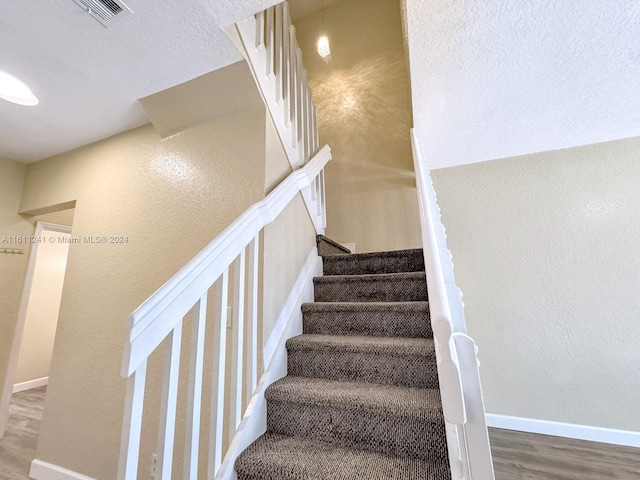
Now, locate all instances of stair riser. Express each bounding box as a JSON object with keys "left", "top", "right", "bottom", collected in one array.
[
  {"left": 287, "top": 350, "right": 438, "bottom": 388},
  {"left": 266, "top": 400, "right": 448, "bottom": 461},
  {"left": 323, "top": 251, "right": 425, "bottom": 276},
  {"left": 314, "top": 277, "right": 427, "bottom": 303},
  {"left": 302, "top": 308, "right": 431, "bottom": 338}
]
